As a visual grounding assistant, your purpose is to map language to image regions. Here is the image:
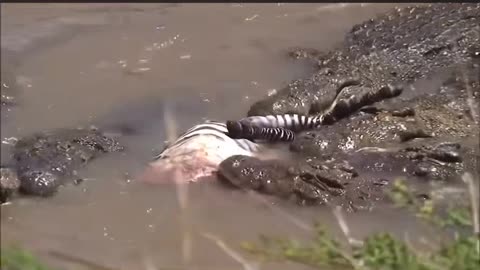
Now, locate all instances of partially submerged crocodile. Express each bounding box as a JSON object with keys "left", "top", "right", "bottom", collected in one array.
[
  {"left": 0, "top": 127, "right": 123, "bottom": 201},
  {"left": 218, "top": 3, "right": 480, "bottom": 208}
]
